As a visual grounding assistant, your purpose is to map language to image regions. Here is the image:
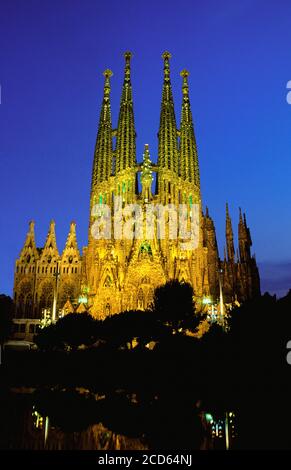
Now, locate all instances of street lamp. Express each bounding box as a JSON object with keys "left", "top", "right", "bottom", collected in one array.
[{"left": 52, "top": 261, "right": 60, "bottom": 322}]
